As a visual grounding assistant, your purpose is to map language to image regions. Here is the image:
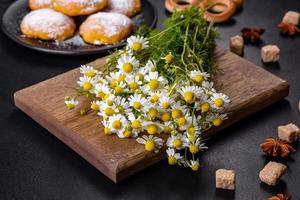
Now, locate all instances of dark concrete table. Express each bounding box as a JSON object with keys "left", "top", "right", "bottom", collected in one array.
[{"left": 0, "top": 0, "right": 299, "bottom": 199}]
